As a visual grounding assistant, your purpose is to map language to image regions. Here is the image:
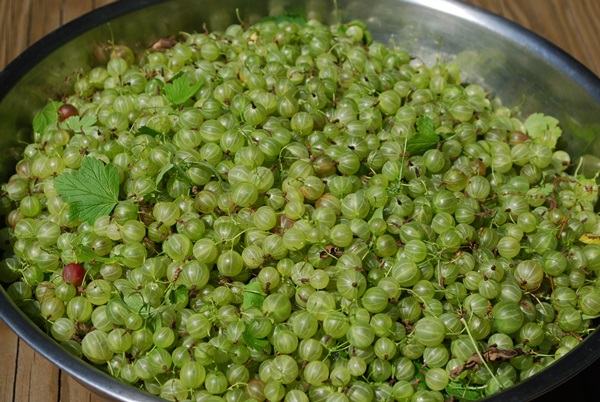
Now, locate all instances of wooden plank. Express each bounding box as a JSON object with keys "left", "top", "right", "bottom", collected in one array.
[
  {"left": 10, "top": 0, "right": 32, "bottom": 58},
  {"left": 28, "top": 0, "right": 62, "bottom": 47},
  {"left": 2, "top": 1, "right": 116, "bottom": 400},
  {"left": 0, "top": 321, "right": 106, "bottom": 402},
  {"left": 0, "top": 0, "right": 32, "bottom": 69},
  {"left": 60, "top": 373, "right": 95, "bottom": 402},
  {"left": 1, "top": 3, "right": 117, "bottom": 400},
  {"left": 532, "top": 0, "right": 590, "bottom": 70},
  {"left": 469, "top": 0, "right": 600, "bottom": 77},
  {"left": 0, "top": 0, "right": 9, "bottom": 68},
  {"left": 497, "top": 0, "right": 544, "bottom": 33},
  {"left": 93, "top": 0, "right": 118, "bottom": 8},
  {"left": 14, "top": 340, "right": 60, "bottom": 402},
  {"left": 60, "top": 372, "right": 115, "bottom": 402},
  {"left": 565, "top": 0, "right": 600, "bottom": 75},
  {"left": 61, "top": 0, "right": 94, "bottom": 25},
  {"left": 0, "top": 320, "right": 19, "bottom": 402}
]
